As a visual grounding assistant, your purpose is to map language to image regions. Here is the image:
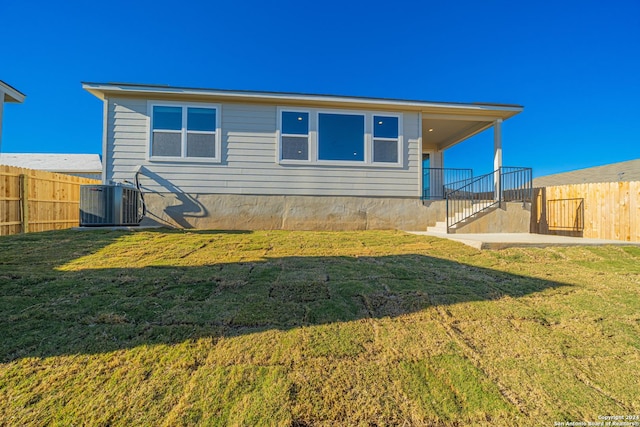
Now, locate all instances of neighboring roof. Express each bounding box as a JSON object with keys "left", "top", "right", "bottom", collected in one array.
[
  {"left": 82, "top": 81, "right": 523, "bottom": 120},
  {"left": 533, "top": 159, "right": 640, "bottom": 187},
  {"left": 0, "top": 81, "right": 26, "bottom": 103},
  {"left": 0, "top": 153, "right": 102, "bottom": 173}
]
